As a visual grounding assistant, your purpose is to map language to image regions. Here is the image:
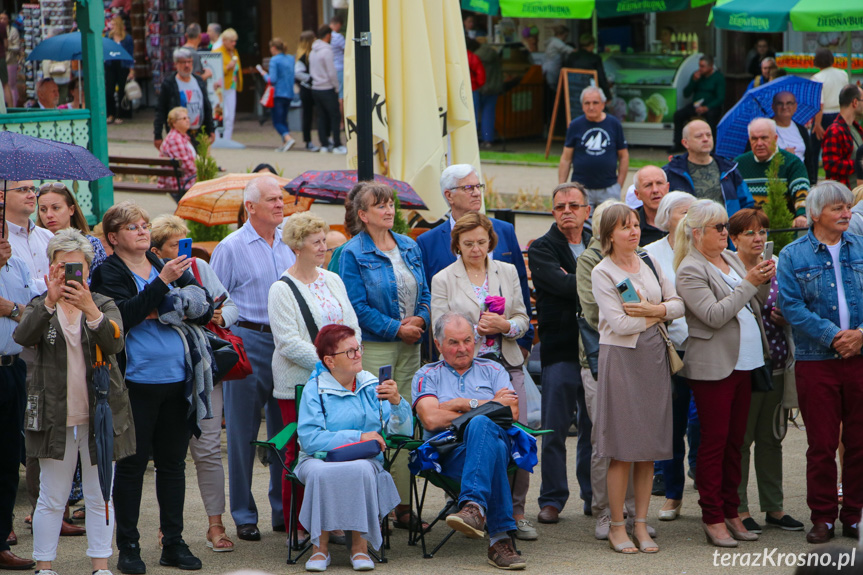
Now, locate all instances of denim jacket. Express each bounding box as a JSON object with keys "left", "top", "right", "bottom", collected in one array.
[
  {"left": 777, "top": 230, "right": 863, "bottom": 361},
  {"left": 340, "top": 230, "right": 432, "bottom": 342},
  {"left": 297, "top": 363, "right": 412, "bottom": 461}
]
